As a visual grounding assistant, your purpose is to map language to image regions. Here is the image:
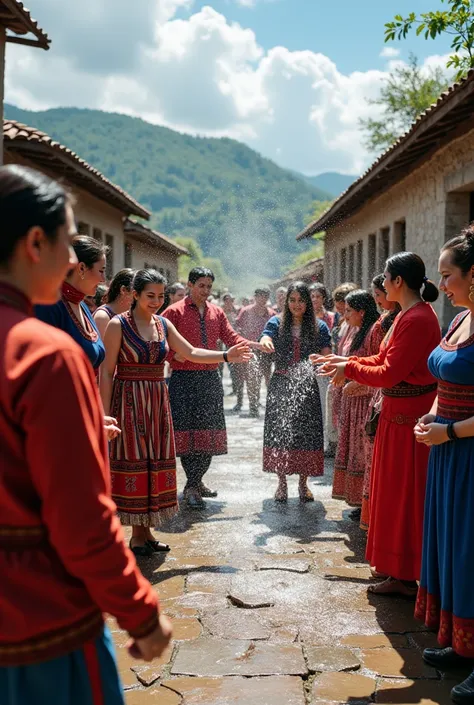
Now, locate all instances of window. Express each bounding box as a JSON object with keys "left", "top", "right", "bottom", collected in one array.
[
  {"left": 77, "top": 221, "right": 90, "bottom": 236},
  {"left": 340, "top": 247, "right": 347, "bottom": 282},
  {"left": 356, "top": 240, "right": 363, "bottom": 286},
  {"left": 368, "top": 234, "right": 376, "bottom": 282},
  {"left": 124, "top": 242, "right": 133, "bottom": 268},
  {"left": 93, "top": 227, "right": 102, "bottom": 242},
  {"left": 348, "top": 243, "right": 355, "bottom": 281},
  {"left": 379, "top": 228, "right": 390, "bottom": 271},
  {"left": 105, "top": 234, "right": 114, "bottom": 281},
  {"left": 393, "top": 221, "right": 406, "bottom": 253}
]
